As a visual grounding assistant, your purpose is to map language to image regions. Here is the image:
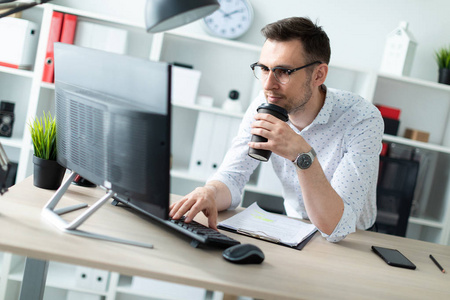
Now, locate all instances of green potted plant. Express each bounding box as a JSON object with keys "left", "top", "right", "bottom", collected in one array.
[
  {"left": 29, "top": 112, "right": 65, "bottom": 190},
  {"left": 435, "top": 45, "right": 450, "bottom": 85}
]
